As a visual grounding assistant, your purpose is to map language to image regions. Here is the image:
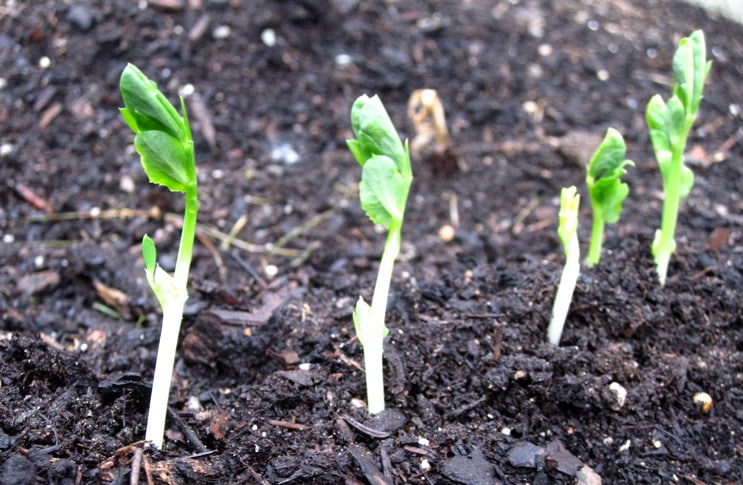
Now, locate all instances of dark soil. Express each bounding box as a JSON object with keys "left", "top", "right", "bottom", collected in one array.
[{"left": 1, "top": 0, "right": 741, "bottom": 483}]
